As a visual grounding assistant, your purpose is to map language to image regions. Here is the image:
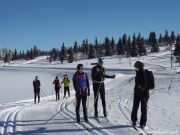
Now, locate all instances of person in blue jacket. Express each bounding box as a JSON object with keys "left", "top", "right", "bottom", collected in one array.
[{"left": 73, "top": 64, "right": 90, "bottom": 123}]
